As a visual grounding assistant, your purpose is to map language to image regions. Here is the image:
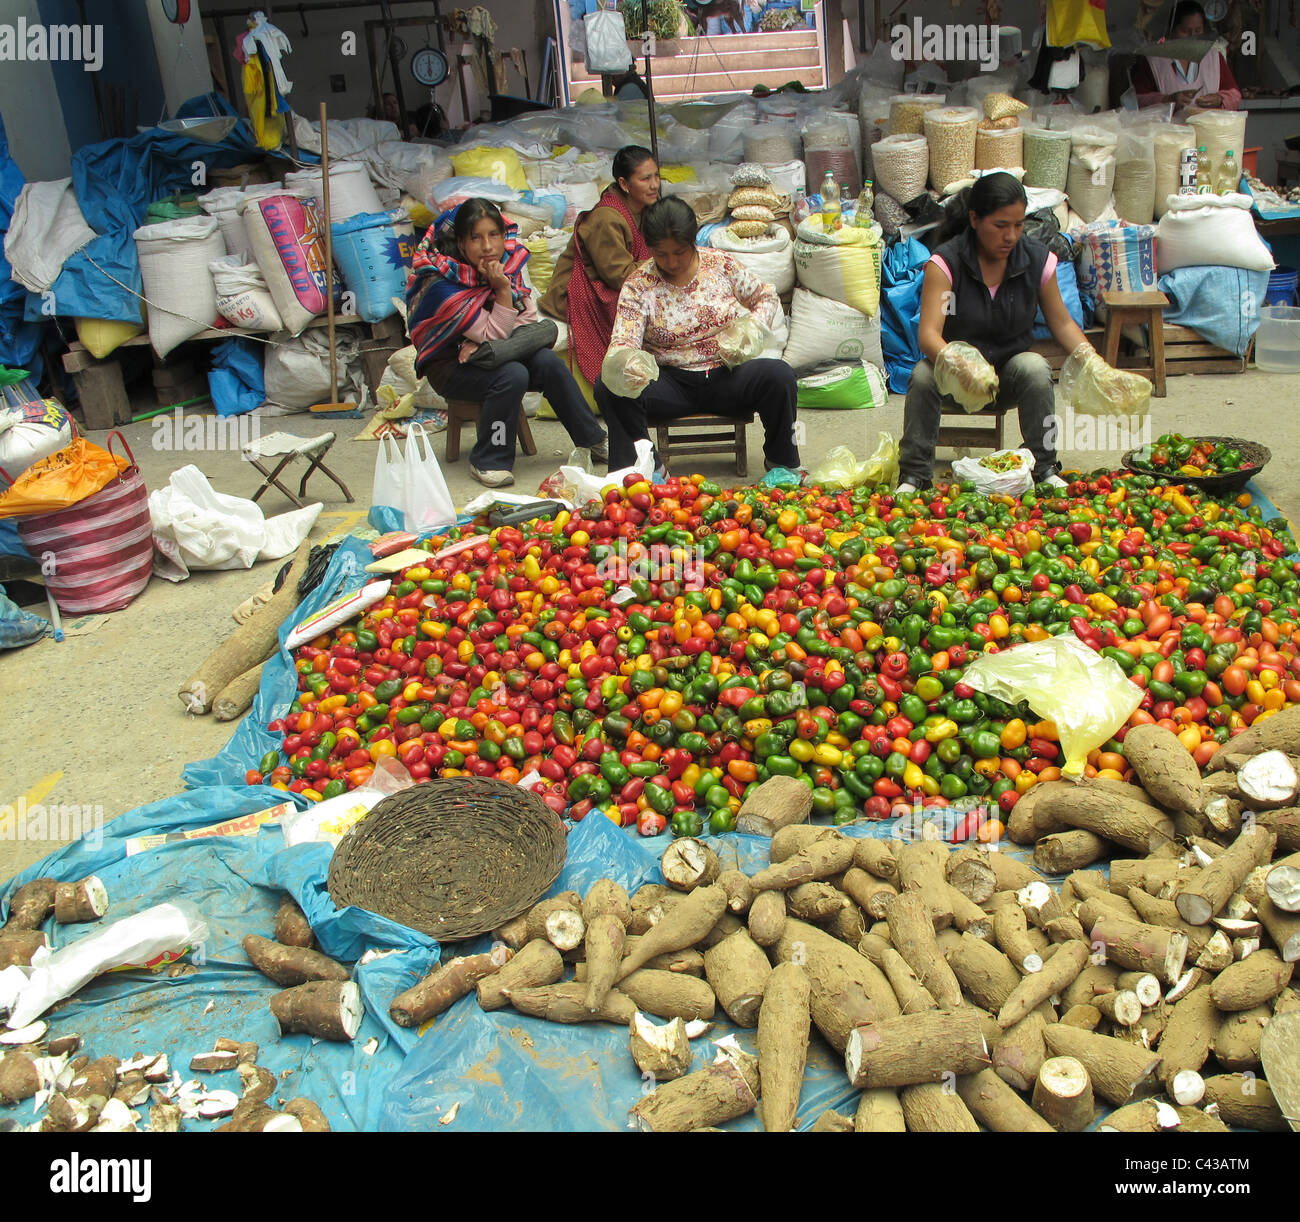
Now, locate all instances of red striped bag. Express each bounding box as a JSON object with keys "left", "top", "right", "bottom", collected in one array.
[{"left": 15, "top": 433, "right": 152, "bottom": 614}]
